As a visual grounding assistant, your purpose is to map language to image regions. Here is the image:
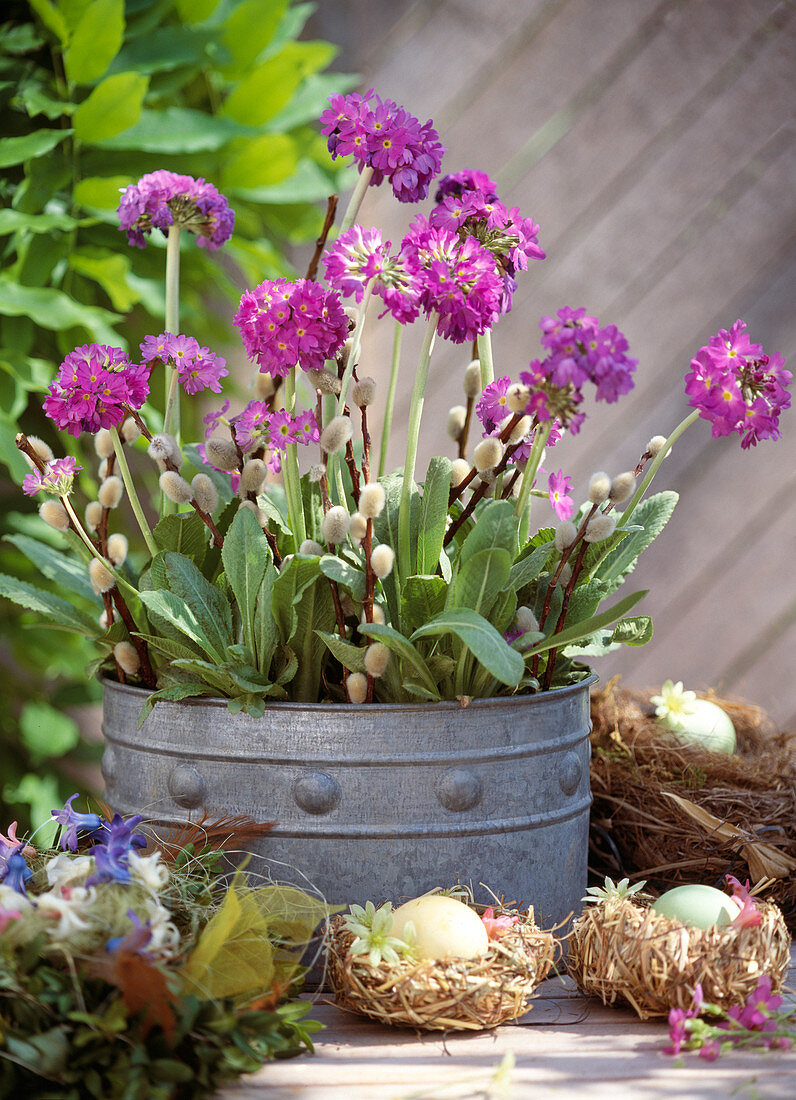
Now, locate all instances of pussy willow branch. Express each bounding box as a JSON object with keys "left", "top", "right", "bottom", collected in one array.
[
  {"left": 540, "top": 538, "right": 589, "bottom": 691},
  {"left": 458, "top": 394, "right": 475, "bottom": 460},
  {"left": 95, "top": 450, "right": 124, "bottom": 683},
  {"left": 305, "top": 194, "right": 339, "bottom": 281}
]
